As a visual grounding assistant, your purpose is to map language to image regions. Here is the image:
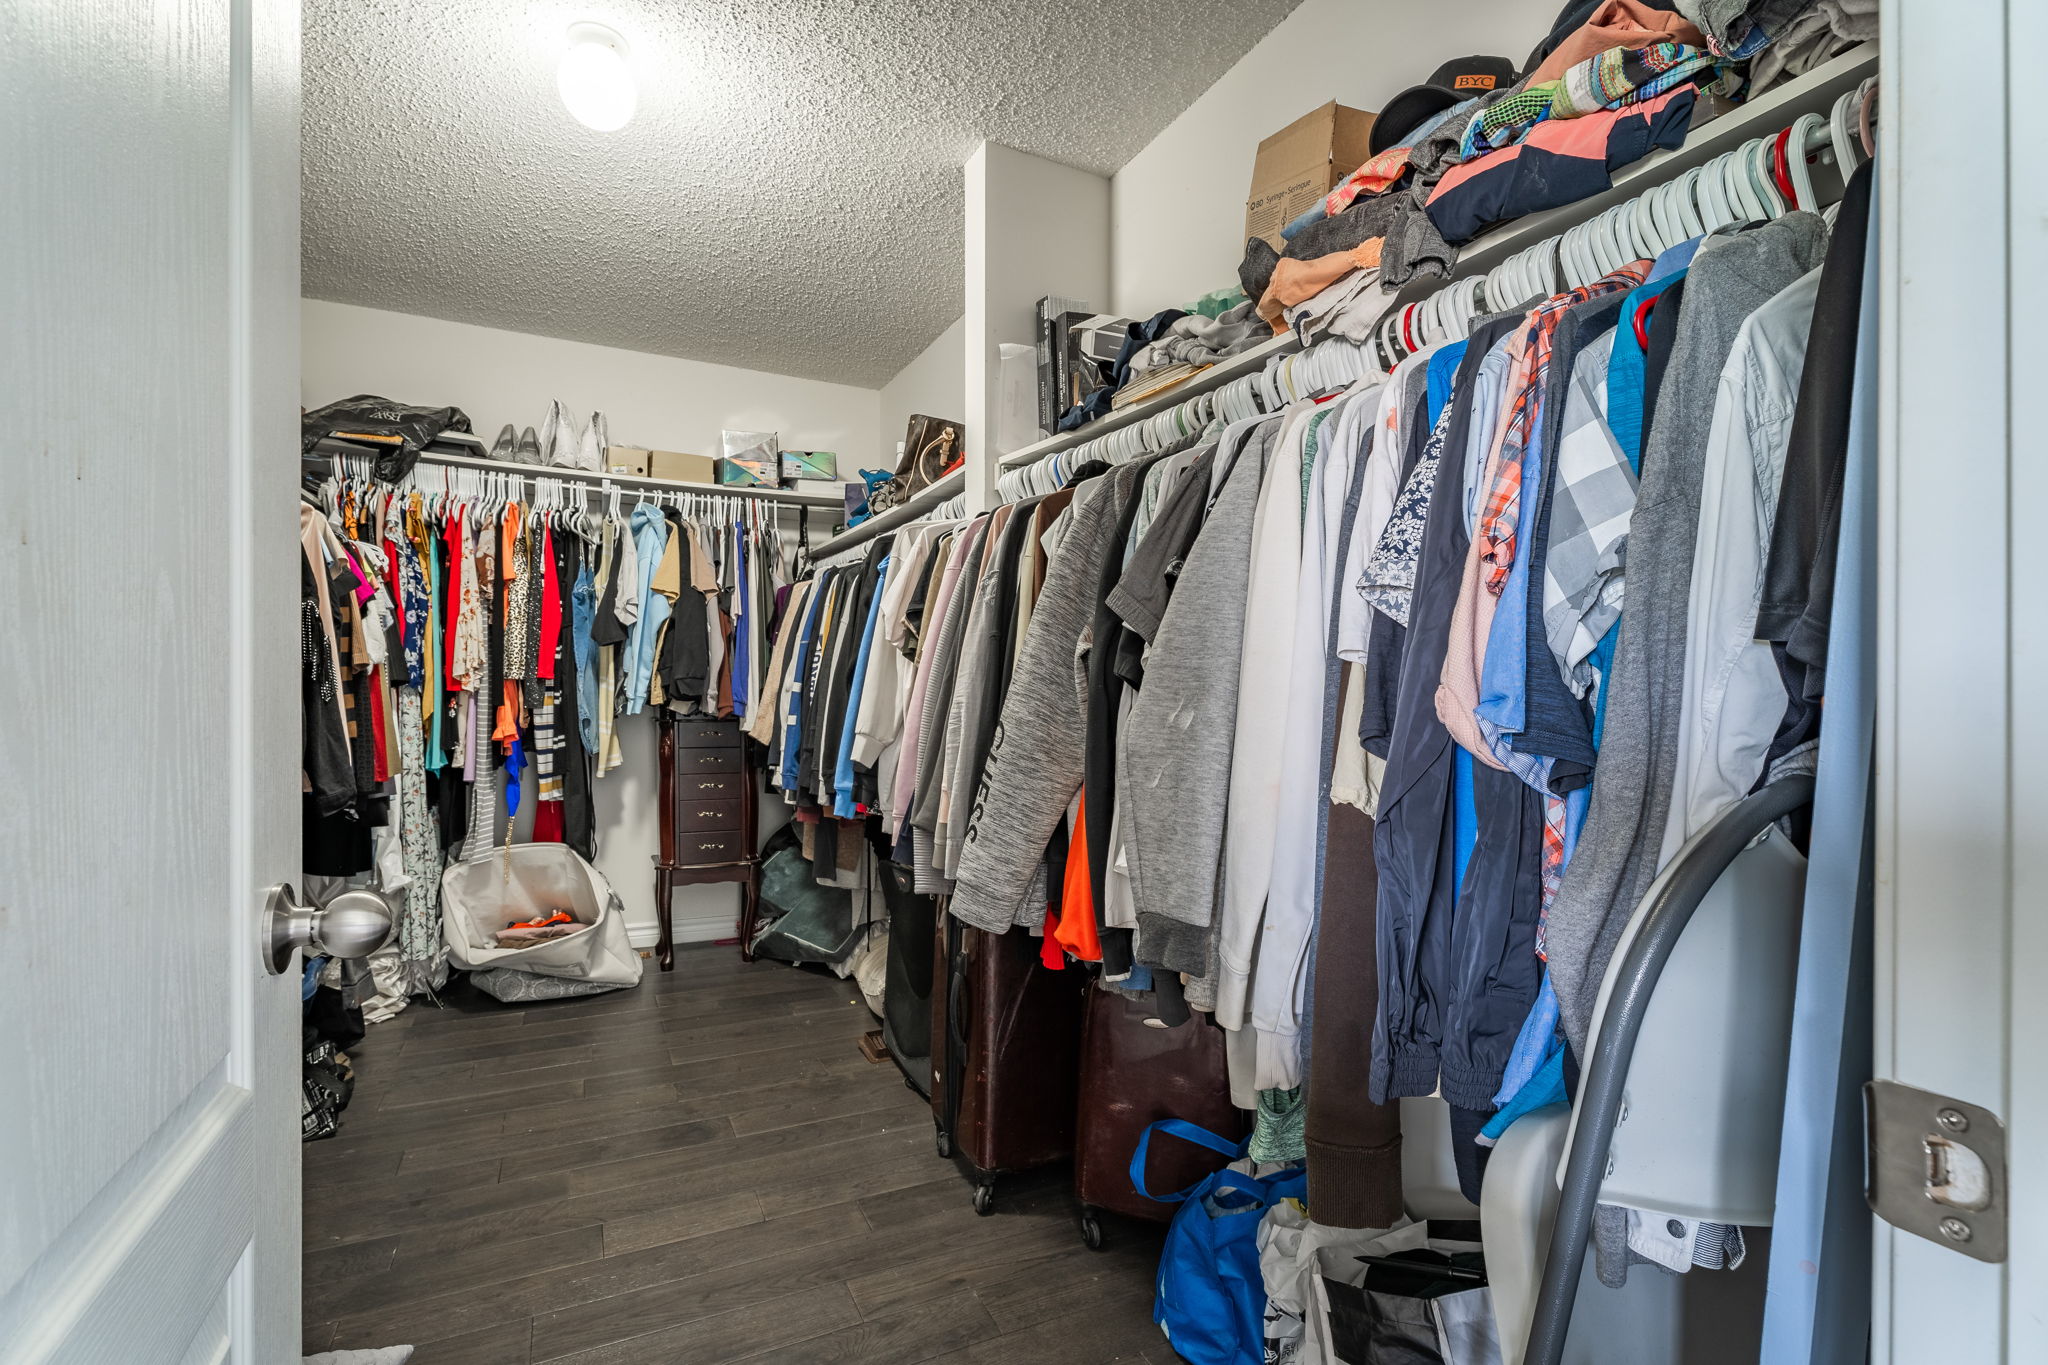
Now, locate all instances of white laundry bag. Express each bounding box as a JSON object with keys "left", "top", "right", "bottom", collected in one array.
[
  {"left": 1260, "top": 1206, "right": 1501, "bottom": 1365},
  {"left": 440, "top": 844, "right": 642, "bottom": 999}
]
